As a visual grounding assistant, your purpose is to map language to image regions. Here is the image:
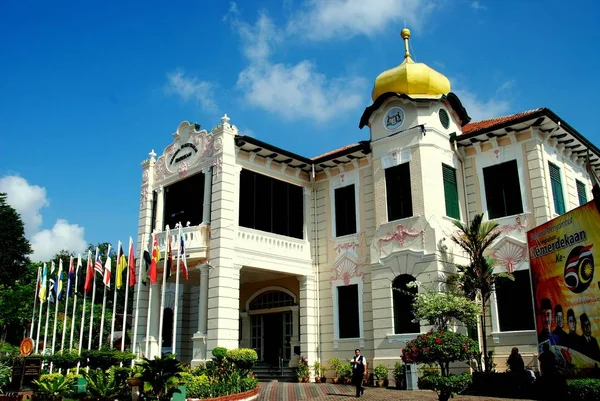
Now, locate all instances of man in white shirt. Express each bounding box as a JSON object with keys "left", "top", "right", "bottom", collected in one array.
[{"left": 350, "top": 348, "right": 367, "bottom": 397}]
